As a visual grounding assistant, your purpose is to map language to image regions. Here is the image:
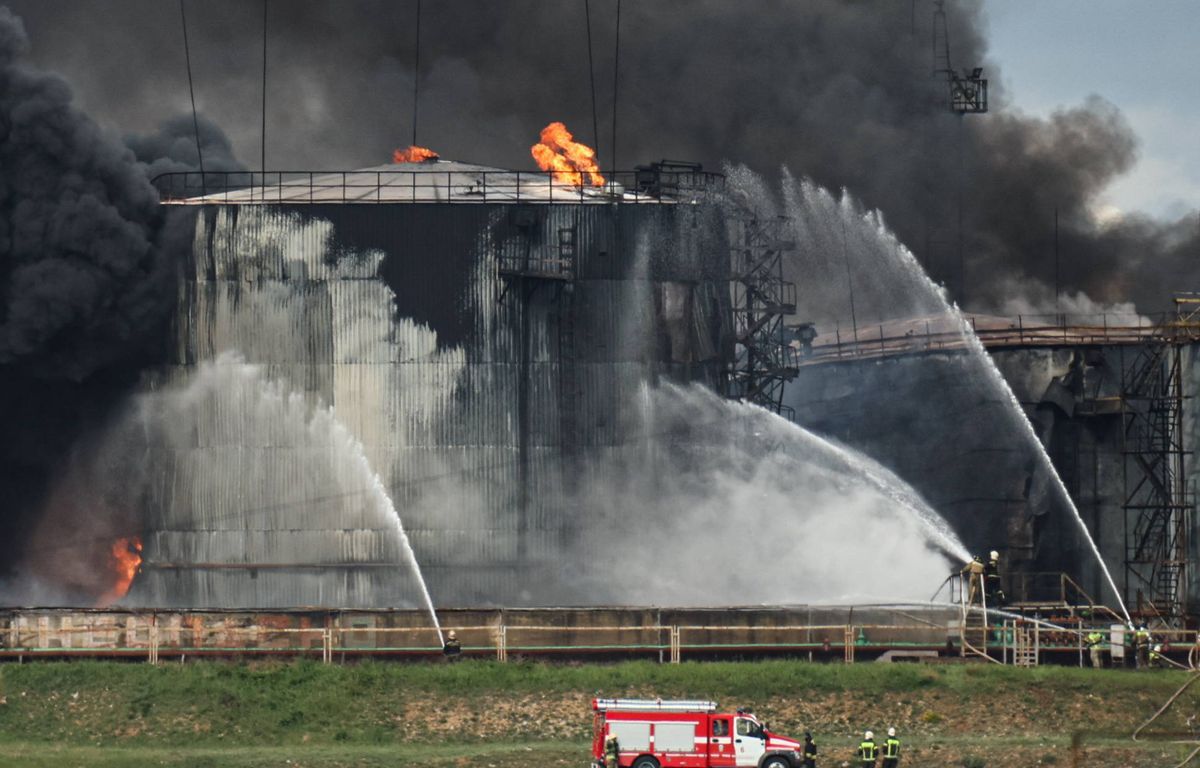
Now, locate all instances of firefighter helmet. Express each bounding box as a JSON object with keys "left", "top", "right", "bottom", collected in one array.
[
  {"left": 887, "top": 727, "right": 896, "bottom": 737},
  {"left": 865, "top": 731, "right": 874, "bottom": 740},
  {"left": 989, "top": 550, "right": 999, "bottom": 560}
]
